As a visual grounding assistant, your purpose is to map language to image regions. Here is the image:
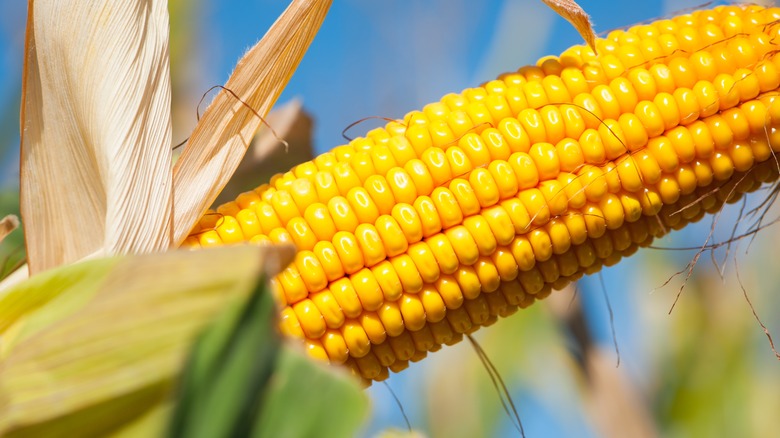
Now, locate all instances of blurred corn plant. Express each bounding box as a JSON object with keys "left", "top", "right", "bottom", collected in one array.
[{"left": 1, "top": 1, "right": 779, "bottom": 438}]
